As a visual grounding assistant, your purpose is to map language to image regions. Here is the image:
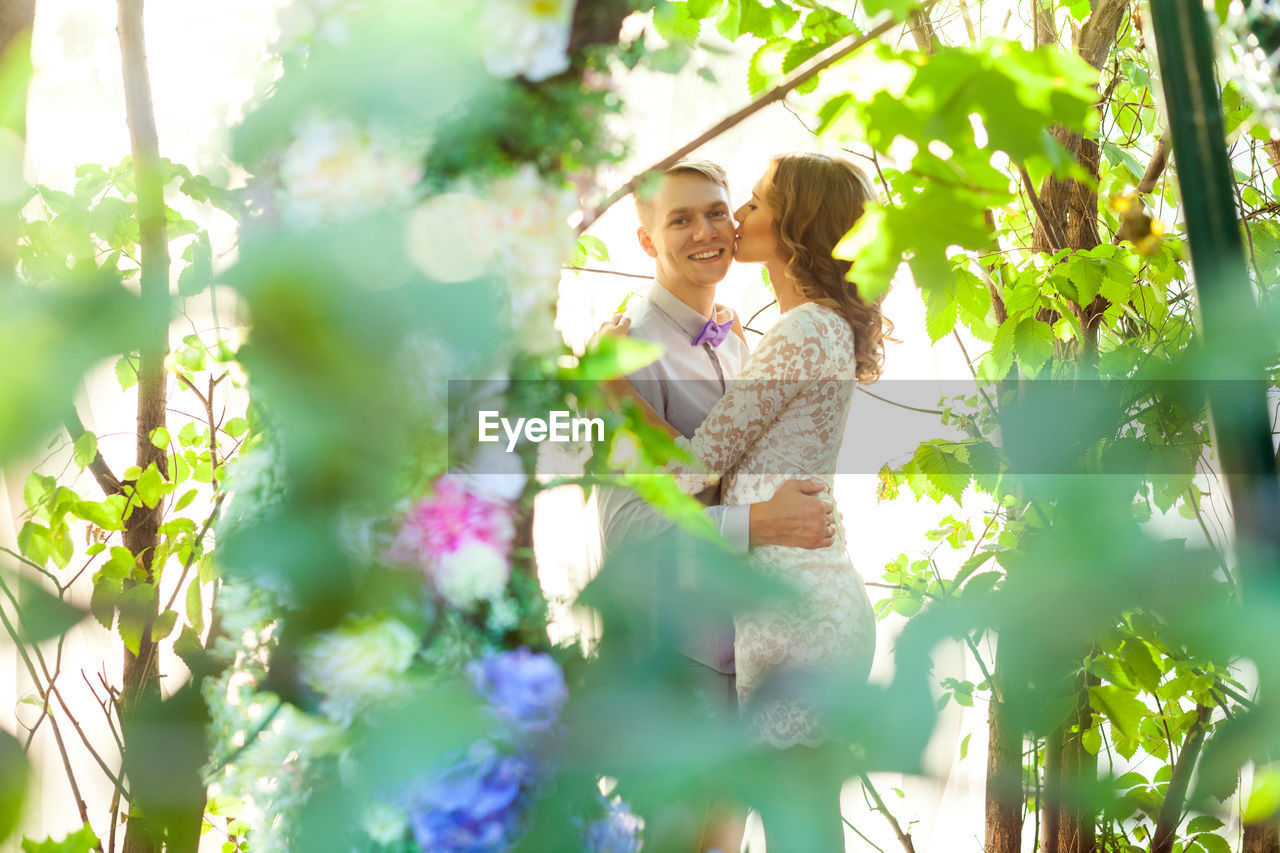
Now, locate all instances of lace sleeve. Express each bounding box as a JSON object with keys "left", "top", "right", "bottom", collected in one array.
[{"left": 669, "top": 308, "right": 826, "bottom": 493}]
